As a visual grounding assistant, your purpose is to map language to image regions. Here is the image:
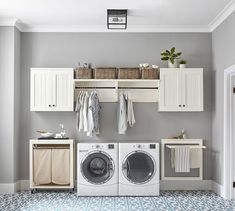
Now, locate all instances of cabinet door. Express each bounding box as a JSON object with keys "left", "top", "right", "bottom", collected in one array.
[
  {"left": 53, "top": 70, "right": 74, "bottom": 111},
  {"left": 30, "top": 70, "right": 53, "bottom": 111},
  {"left": 181, "top": 69, "right": 203, "bottom": 111},
  {"left": 159, "top": 69, "right": 181, "bottom": 111}
]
